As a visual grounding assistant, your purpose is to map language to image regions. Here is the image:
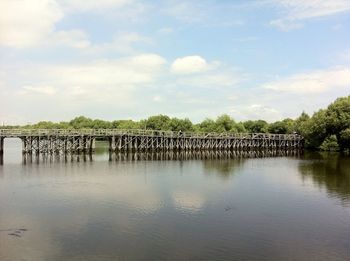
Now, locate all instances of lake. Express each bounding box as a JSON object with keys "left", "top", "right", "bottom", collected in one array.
[{"left": 0, "top": 139, "right": 350, "bottom": 261}]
